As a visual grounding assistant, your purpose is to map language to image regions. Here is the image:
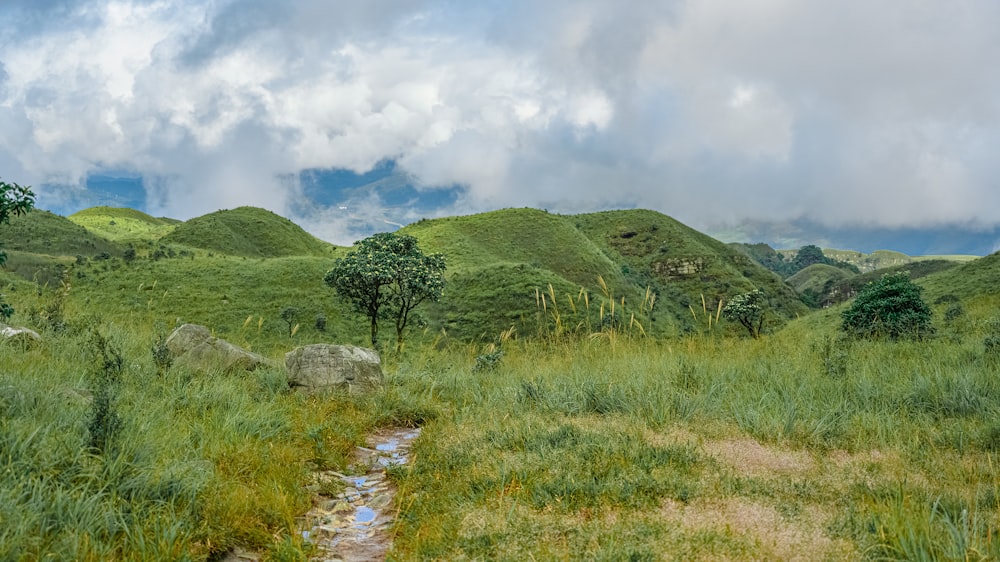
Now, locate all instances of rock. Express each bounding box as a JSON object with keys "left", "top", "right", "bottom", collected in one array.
[
  {"left": 285, "top": 344, "right": 384, "bottom": 394},
  {"left": 165, "top": 323, "right": 274, "bottom": 373},
  {"left": 0, "top": 325, "right": 41, "bottom": 347}
]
